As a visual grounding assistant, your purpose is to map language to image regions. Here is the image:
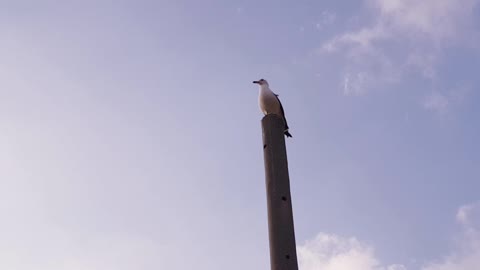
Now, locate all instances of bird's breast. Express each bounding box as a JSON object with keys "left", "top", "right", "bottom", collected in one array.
[{"left": 259, "top": 89, "right": 280, "bottom": 115}]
